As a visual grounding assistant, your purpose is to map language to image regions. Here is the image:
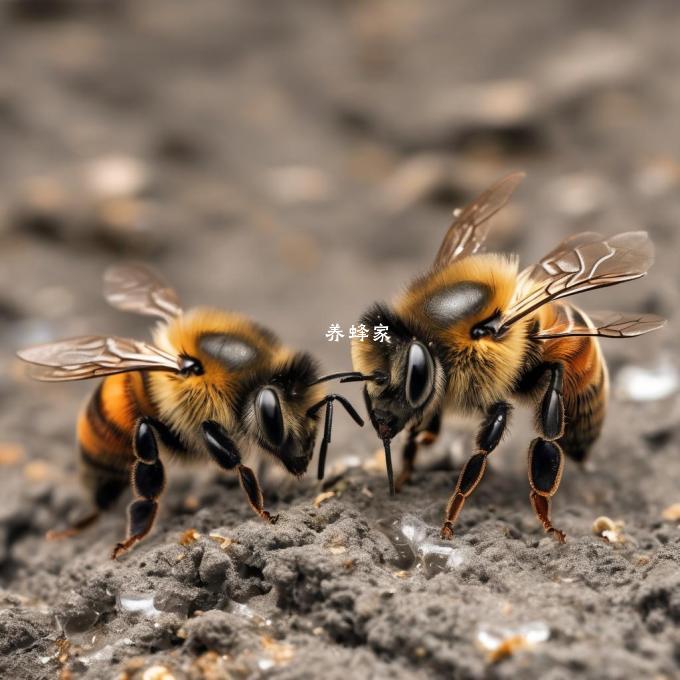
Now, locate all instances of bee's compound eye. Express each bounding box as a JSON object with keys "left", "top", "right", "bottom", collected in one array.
[
  {"left": 256, "top": 387, "right": 285, "bottom": 448},
  {"left": 405, "top": 341, "right": 434, "bottom": 409},
  {"left": 179, "top": 356, "right": 204, "bottom": 376}
]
